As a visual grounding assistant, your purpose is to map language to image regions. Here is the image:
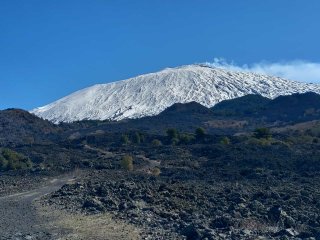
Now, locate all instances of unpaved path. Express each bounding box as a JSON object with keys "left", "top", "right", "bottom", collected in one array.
[
  {"left": 0, "top": 173, "right": 141, "bottom": 240},
  {"left": 83, "top": 144, "right": 114, "bottom": 157},
  {"left": 0, "top": 174, "right": 75, "bottom": 239}
]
